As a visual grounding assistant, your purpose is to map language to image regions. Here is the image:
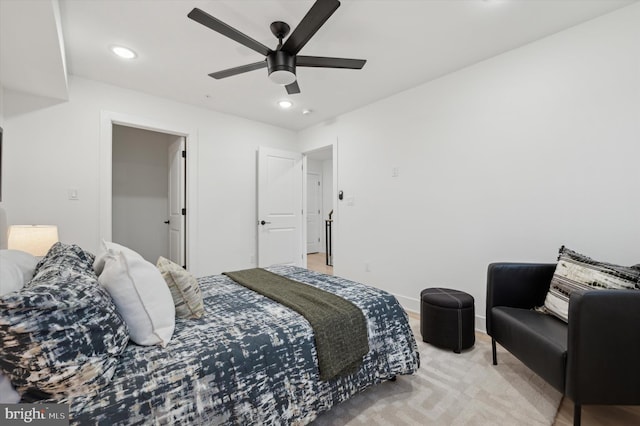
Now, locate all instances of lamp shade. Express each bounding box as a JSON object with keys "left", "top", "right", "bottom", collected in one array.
[{"left": 8, "top": 225, "right": 59, "bottom": 256}]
